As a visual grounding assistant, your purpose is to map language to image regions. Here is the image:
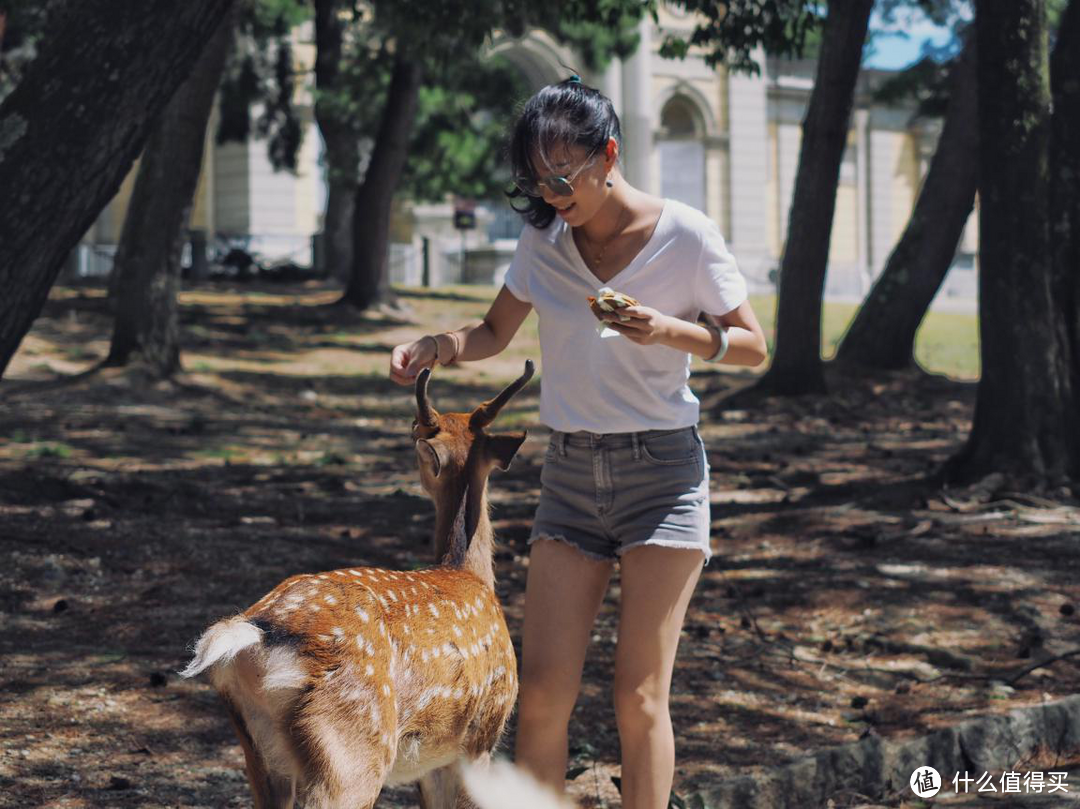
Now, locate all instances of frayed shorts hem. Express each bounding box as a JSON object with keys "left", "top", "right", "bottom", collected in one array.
[
  {"left": 617, "top": 538, "right": 712, "bottom": 566},
  {"left": 527, "top": 533, "right": 614, "bottom": 563},
  {"left": 527, "top": 533, "right": 712, "bottom": 566}
]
